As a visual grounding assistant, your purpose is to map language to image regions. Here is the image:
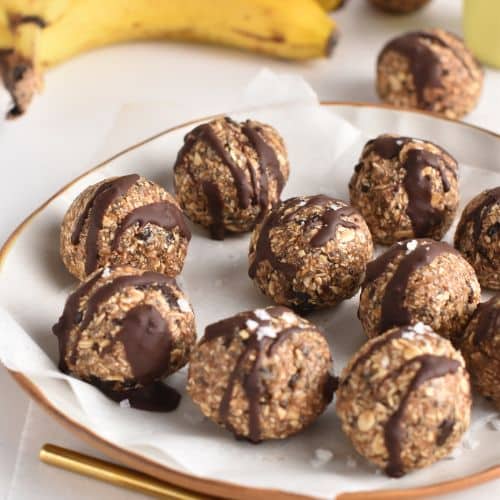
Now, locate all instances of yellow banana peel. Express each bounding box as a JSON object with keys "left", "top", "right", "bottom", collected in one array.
[
  {"left": 0, "top": 0, "right": 338, "bottom": 118},
  {"left": 316, "top": 0, "right": 347, "bottom": 11}
]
